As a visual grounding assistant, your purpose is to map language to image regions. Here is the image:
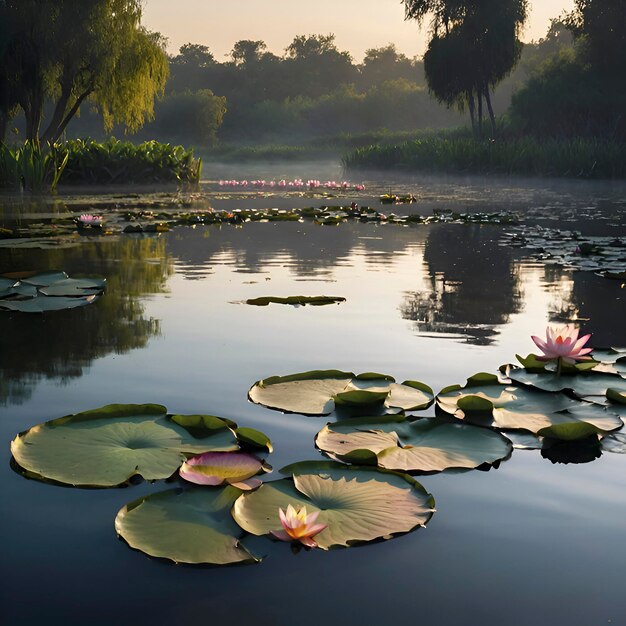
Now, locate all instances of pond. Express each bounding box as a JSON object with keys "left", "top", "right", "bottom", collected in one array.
[{"left": 1, "top": 165, "right": 625, "bottom": 626}]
